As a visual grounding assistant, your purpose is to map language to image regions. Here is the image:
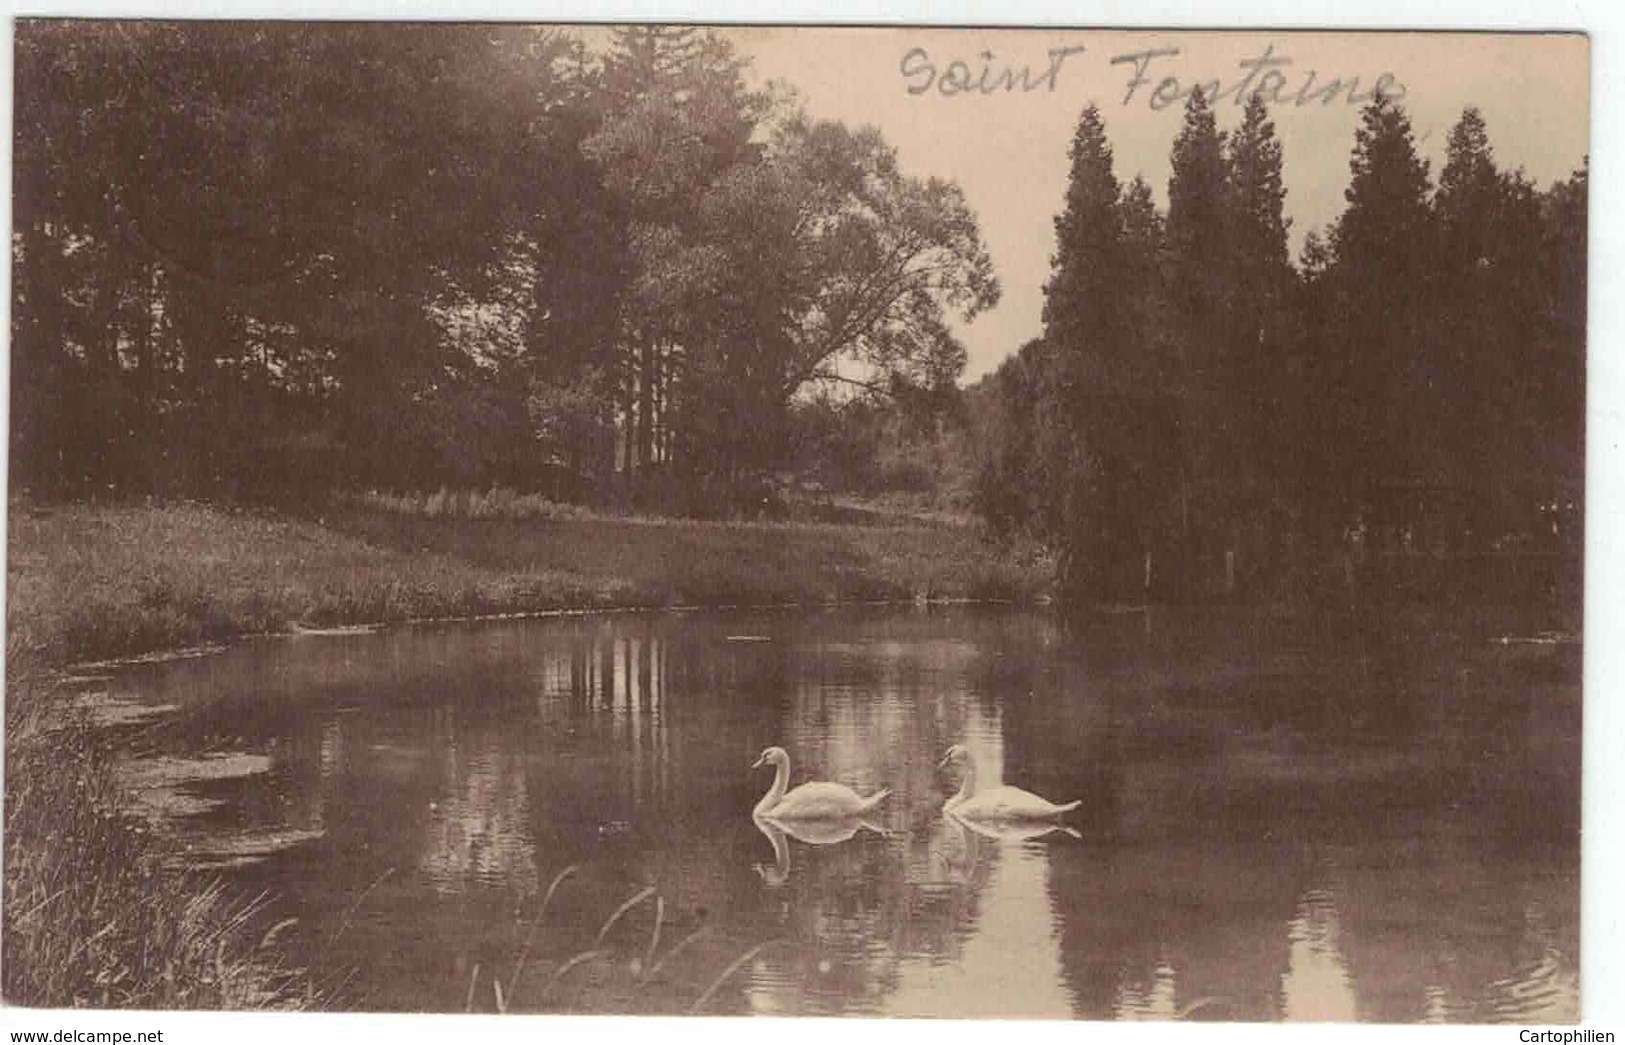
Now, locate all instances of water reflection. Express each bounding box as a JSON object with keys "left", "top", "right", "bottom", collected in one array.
[
  {"left": 420, "top": 737, "right": 538, "bottom": 896},
  {"left": 1281, "top": 887, "right": 1357, "bottom": 1021},
  {"left": 108, "top": 606, "right": 1579, "bottom": 1020},
  {"left": 950, "top": 813, "right": 1080, "bottom": 843},
  {"left": 887, "top": 829, "right": 1074, "bottom": 1018},
  {"left": 752, "top": 816, "right": 888, "bottom": 888},
  {"left": 1114, "top": 960, "right": 1179, "bottom": 1021}
]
